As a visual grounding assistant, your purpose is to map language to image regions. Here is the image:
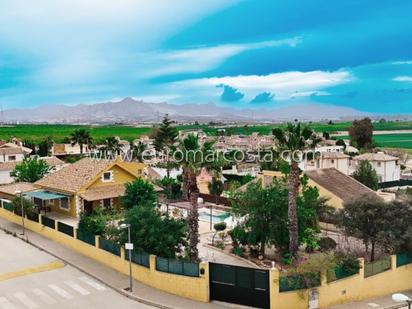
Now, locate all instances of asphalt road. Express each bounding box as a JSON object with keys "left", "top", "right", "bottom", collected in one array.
[{"left": 0, "top": 231, "right": 155, "bottom": 309}]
